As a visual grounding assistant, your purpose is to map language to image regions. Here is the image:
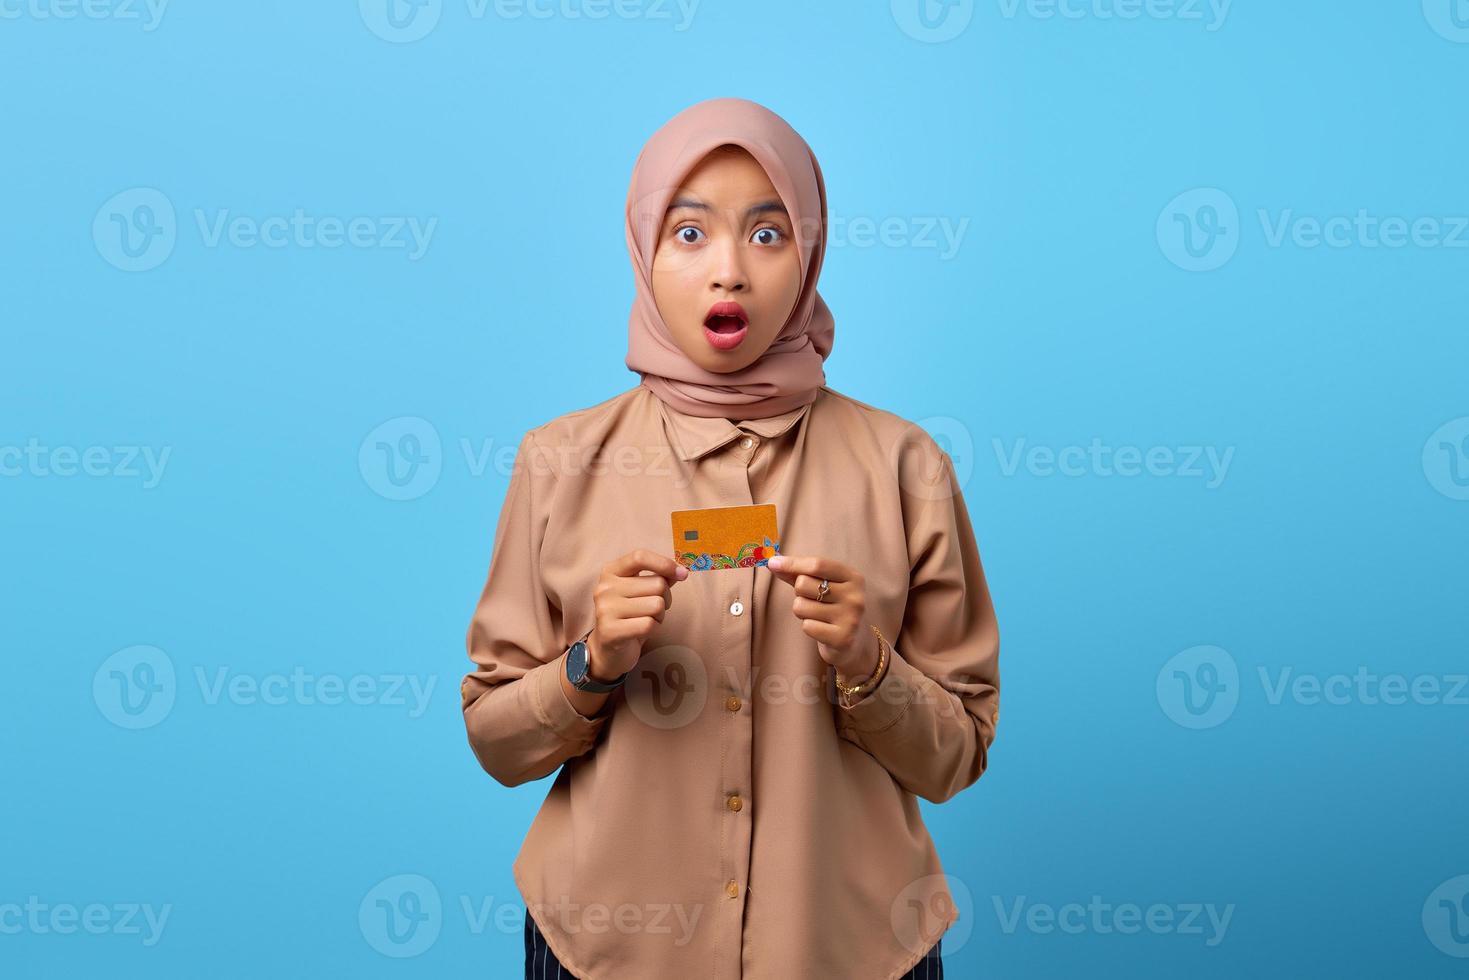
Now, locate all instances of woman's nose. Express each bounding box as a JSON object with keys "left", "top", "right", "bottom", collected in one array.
[{"left": 708, "top": 235, "right": 748, "bottom": 292}]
